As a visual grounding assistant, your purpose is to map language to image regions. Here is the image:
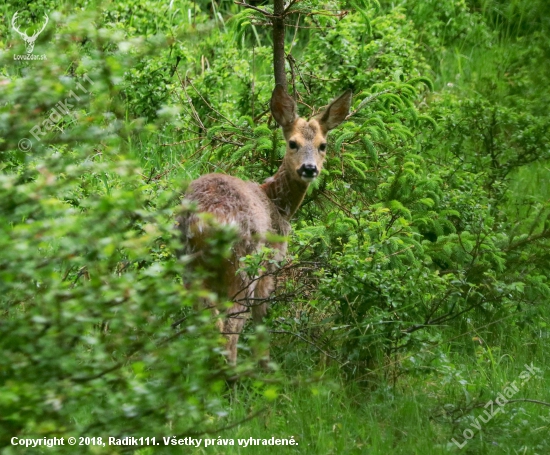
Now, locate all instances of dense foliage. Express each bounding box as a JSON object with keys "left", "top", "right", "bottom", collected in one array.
[{"left": 1, "top": 0, "right": 549, "bottom": 453}]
